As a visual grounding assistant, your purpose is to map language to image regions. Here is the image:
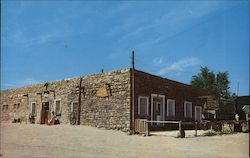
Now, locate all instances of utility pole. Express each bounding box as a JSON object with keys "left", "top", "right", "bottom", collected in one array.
[
  {"left": 131, "top": 49, "right": 135, "bottom": 134},
  {"left": 77, "top": 77, "right": 83, "bottom": 125},
  {"left": 237, "top": 82, "right": 239, "bottom": 96}
]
